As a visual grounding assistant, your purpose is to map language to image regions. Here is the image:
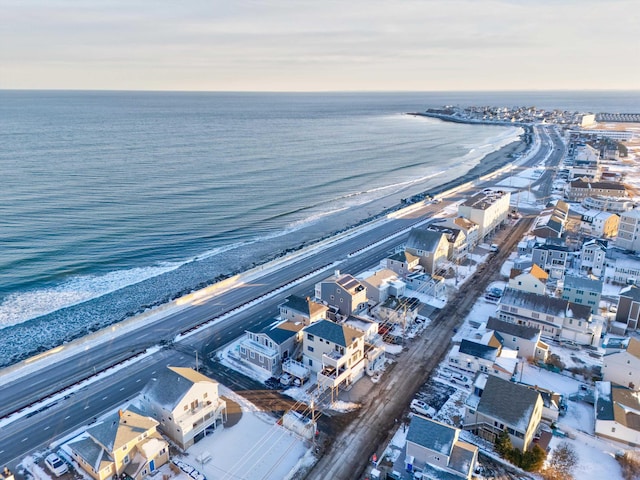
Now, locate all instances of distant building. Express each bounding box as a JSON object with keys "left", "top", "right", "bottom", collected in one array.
[
  {"left": 464, "top": 375, "right": 543, "bottom": 452},
  {"left": 581, "top": 195, "right": 633, "bottom": 214},
  {"left": 595, "top": 382, "right": 640, "bottom": 447},
  {"left": 561, "top": 274, "right": 603, "bottom": 314},
  {"left": 457, "top": 190, "right": 510, "bottom": 240},
  {"left": 615, "top": 209, "right": 640, "bottom": 253},
  {"left": 613, "top": 285, "right": 640, "bottom": 333},
  {"left": 566, "top": 179, "right": 628, "bottom": 203},
  {"left": 602, "top": 337, "right": 640, "bottom": 389},
  {"left": 405, "top": 415, "right": 478, "bottom": 480},
  {"left": 579, "top": 238, "right": 607, "bottom": 277},
  {"left": 580, "top": 210, "right": 619, "bottom": 238},
  {"left": 66, "top": 410, "right": 169, "bottom": 480}
]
